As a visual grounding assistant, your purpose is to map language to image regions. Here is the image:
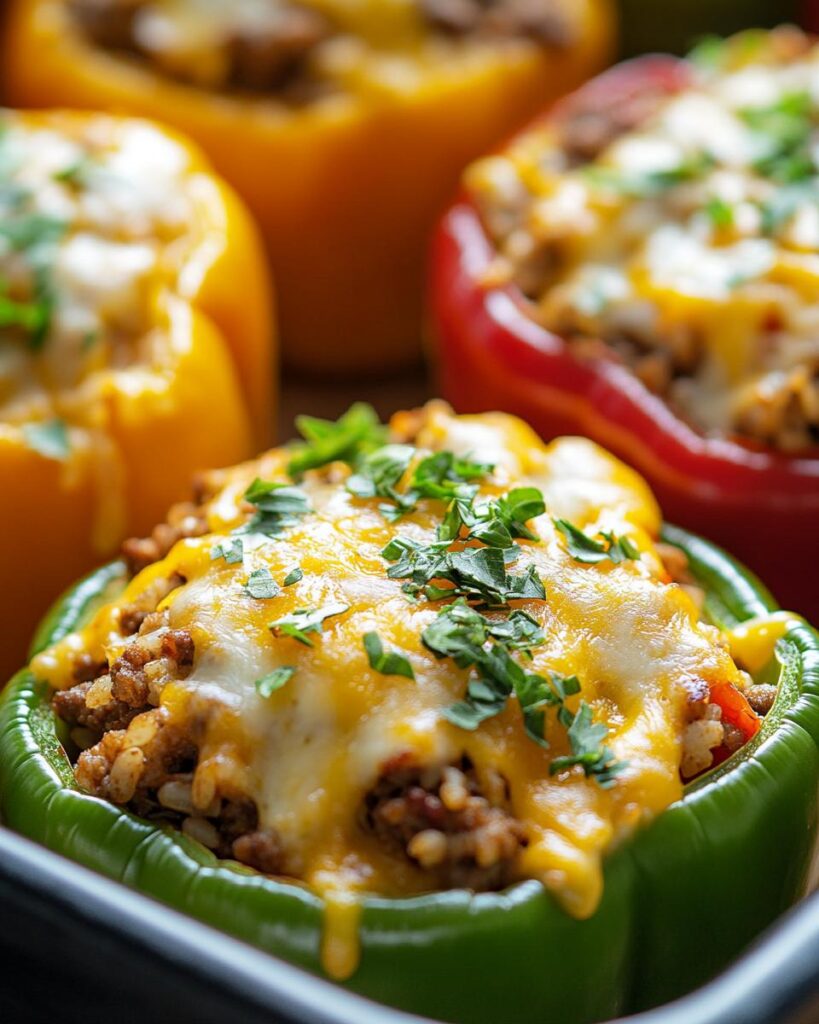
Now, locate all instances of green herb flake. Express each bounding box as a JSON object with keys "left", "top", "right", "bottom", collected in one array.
[
  {"left": 584, "top": 153, "right": 714, "bottom": 200},
  {"left": 269, "top": 603, "right": 349, "bottom": 647},
  {"left": 704, "top": 196, "right": 735, "bottom": 230},
  {"left": 53, "top": 158, "right": 93, "bottom": 187},
  {"left": 283, "top": 567, "right": 304, "bottom": 587},
  {"left": 0, "top": 291, "right": 52, "bottom": 342},
  {"left": 549, "top": 702, "right": 628, "bottom": 788},
  {"left": 347, "top": 444, "right": 415, "bottom": 501},
  {"left": 424, "top": 600, "right": 558, "bottom": 745},
  {"left": 554, "top": 519, "right": 640, "bottom": 566},
  {"left": 239, "top": 479, "right": 311, "bottom": 540},
  {"left": 22, "top": 418, "right": 69, "bottom": 460},
  {"left": 287, "top": 403, "right": 387, "bottom": 477},
  {"left": 81, "top": 329, "right": 100, "bottom": 352},
  {"left": 410, "top": 451, "right": 493, "bottom": 500},
  {"left": 0, "top": 214, "right": 66, "bottom": 253},
  {"left": 255, "top": 666, "right": 296, "bottom": 698},
  {"left": 383, "top": 535, "right": 546, "bottom": 607},
  {"left": 363, "top": 631, "right": 415, "bottom": 679},
  {"left": 741, "top": 91, "right": 816, "bottom": 184},
  {"left": 245, "top": 568, "right": 280, "bottom": 600},
  {"left": 211, "top": 537, "right": 244, "bottom": 565}
]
